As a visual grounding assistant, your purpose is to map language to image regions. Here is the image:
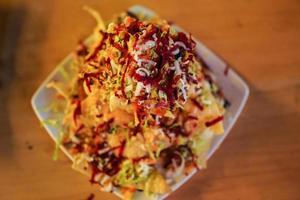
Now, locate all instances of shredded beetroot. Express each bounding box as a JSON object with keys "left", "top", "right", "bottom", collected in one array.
[
  {"left": 89, "top": 161, "right": 102, "bottom": 183},
  {"left": 61, "top": 14, "right": 228, "bottom": 188},
  {"left": 191, "top": 98, "right": 204, "bottom": 111},
  {"left": 76, "top": 79, "right": 87, "bottom": 100},
  {"left": 115, "top": 141, "right": 126, "bottom": 157},
  {"left": 75, "top": 124, "right": 85, "bottom": 134},
  {"left": 132, "top": 156, "right": 148, "bottom": 164},
  {"left": 85, "top": 78, "right": 92, "bottom": 92},
  {"left": 185, "top": 54, "right": 194, "bottom": 62},
  {"left": 152, "top": 101, "right": 169, "bottom": 116},
  {"left": 189, "top": 33, "right": 196, "bottom": 49},
  {"left": 83, "top": 72, "right": 100, "bottom": 93},
  {"left": 84, "top": 72, "right": 101, "bottom": 79},
  {"left": 96, "top": 113, "right": 103, "bottom": 118},
  {"left": 96, "top": 118, "right": 115, "bottom": 133},
  {"left": 74, "top": 144, "right": 84, "bottom": 153},
  {"left": 176, "top": 32, "right": 195, "bottom": 50},
  {"left": 101, "top": 152, "right": 122, "bottom": 176},
  {"left": 130, "top": 122, "right": 143, "bottom": 136},
  {"left": 73, "top": 100, "right": 81, "bottom": 125},
  {"left": 186, "top": 115, "right": 198, "bottom": 120},
  {"left": 89, "top": 142, "right": 123, "bottom": 178},
  {"left": 168, "top": 125, "right": 187, "bottom": 137},
  {"left": 143, "top": 25, "right": 159, "bottom": 40},
  {"left": 205, "top": 116, "right": 224, "bottom": 127},
  {"left": 113, "top": 42, "right": 125, "bottom": 53},
  {"left": 127, "top": 19, "right": 142, "bottom": 35}
]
